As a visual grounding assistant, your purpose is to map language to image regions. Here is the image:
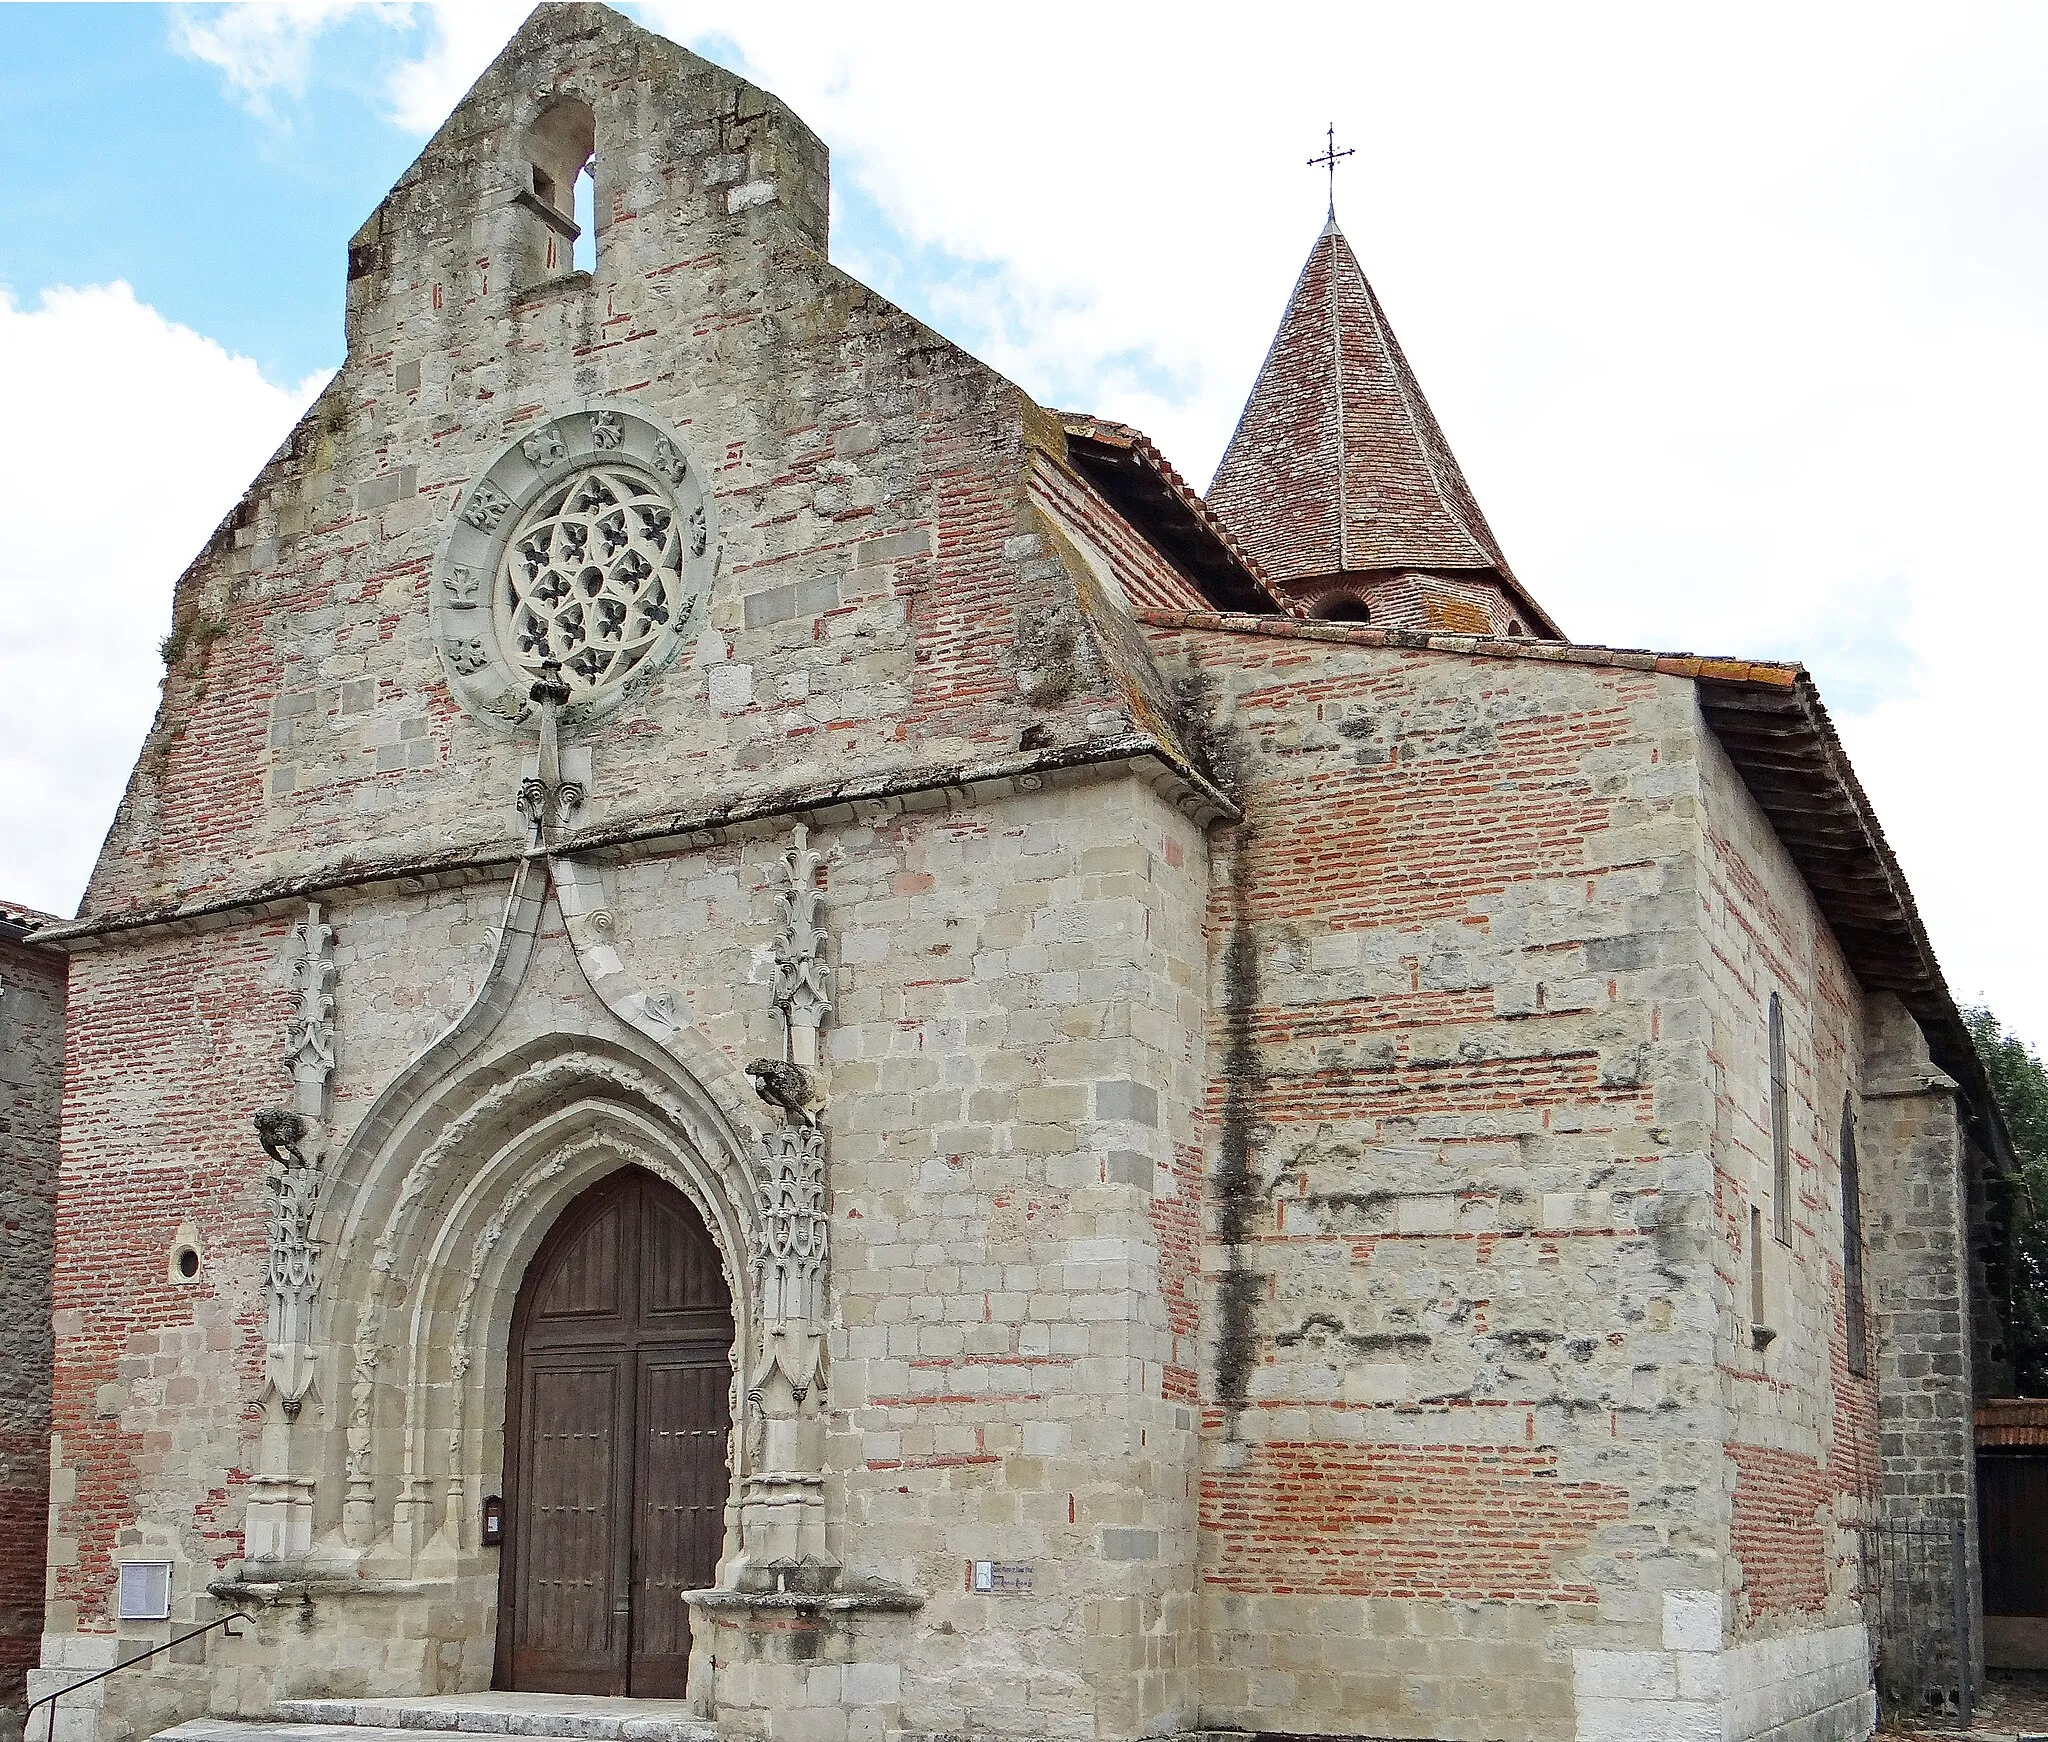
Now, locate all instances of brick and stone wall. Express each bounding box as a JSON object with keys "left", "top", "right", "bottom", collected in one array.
[
  {"left": 31, "top": 9, "right": 1972, "bottom": 1742},
  {"left": 1, "top": 913, "right": 64, "bottom": 1742},
  {"left": 1146, "top": 626, "right": 1712, "bottom": 1740},
  {"left": 80, "top": 7, "right": 1175, "bottom": 932},
  {"left": 40, "top": 773, "right": 1212, "bottom": 1742},
  {"left": 35, "top": 18, "right": 1228, "bottom": 1740},
  {"left": 1289, "top": 569, "right": 1535, "bottom": 637},
  {"left": 1692, "top": 725, "right": 1880, "bottom": 1735},
  {"left": 1141, "top": 620, "right": 1886, "bottom": 1742},
  {"left": 1696, "top": 720, "right": 1879, "bottom": 1621}
]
